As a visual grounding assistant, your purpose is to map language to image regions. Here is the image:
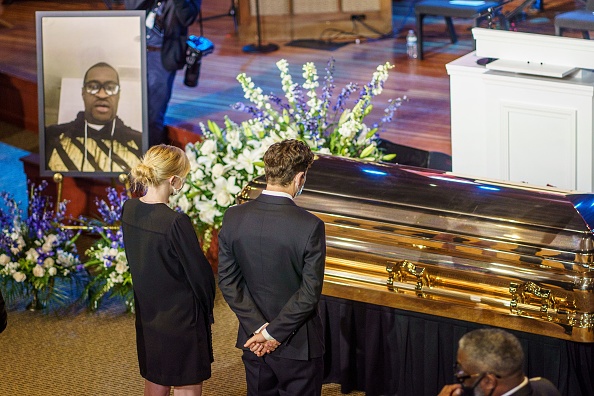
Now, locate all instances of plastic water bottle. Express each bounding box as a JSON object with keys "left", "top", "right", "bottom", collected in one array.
[{"left": 406, "top": 30, "right": 418, "bottom": 59}]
